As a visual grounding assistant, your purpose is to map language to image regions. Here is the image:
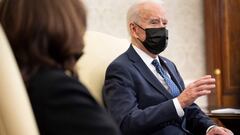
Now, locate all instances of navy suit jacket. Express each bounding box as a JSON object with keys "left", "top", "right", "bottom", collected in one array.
[{"left": 103, "top": 45, "right": 215, "bottom": 135}]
